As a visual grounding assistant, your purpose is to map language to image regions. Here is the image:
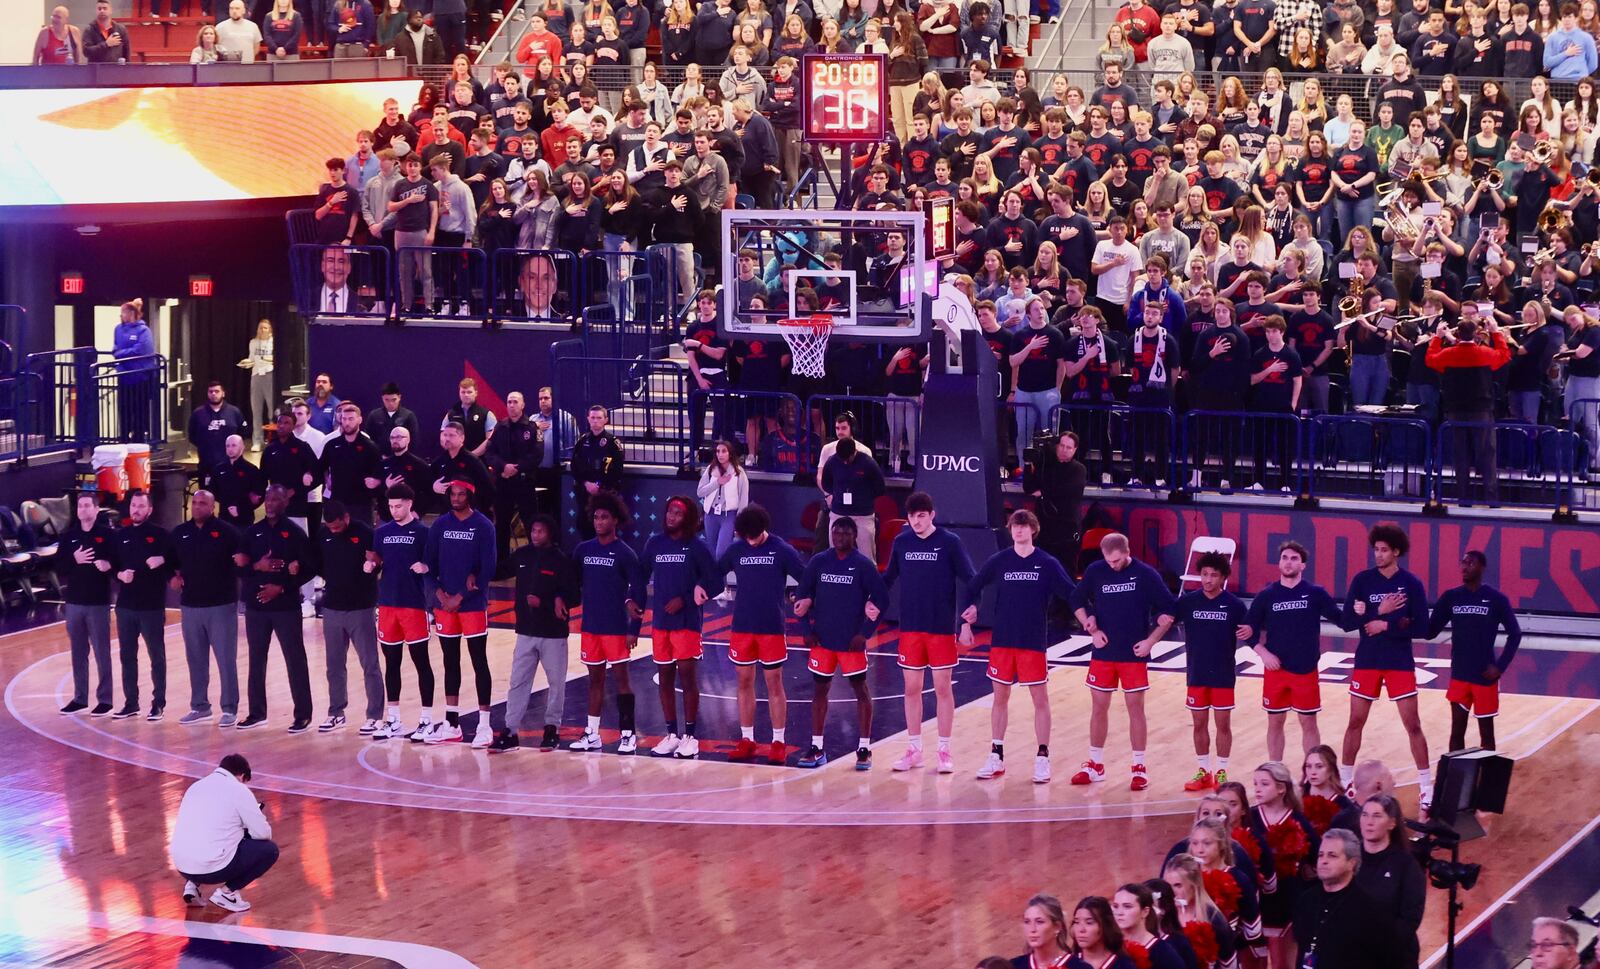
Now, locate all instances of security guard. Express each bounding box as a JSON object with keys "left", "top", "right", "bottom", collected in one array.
[
  {"left": 569, "top": 404, "right": 625, "bottom": 539},
  {"left": 485, "top": 390, "right": 541, "bottom": 570}
]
